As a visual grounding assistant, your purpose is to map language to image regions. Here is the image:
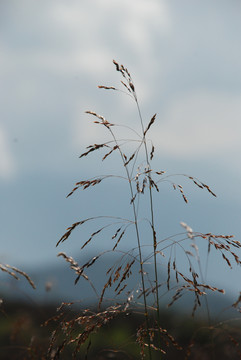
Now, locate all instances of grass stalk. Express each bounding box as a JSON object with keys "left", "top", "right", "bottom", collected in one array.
[
  {"left": 106, "top": 124, "right": 153, "bottom": 359},
  {"left": 52, "top": 59, "right": 241, "bottom": 359},
  {"left": 134, "top": 95, "right": 162, "bottom": 350}
]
